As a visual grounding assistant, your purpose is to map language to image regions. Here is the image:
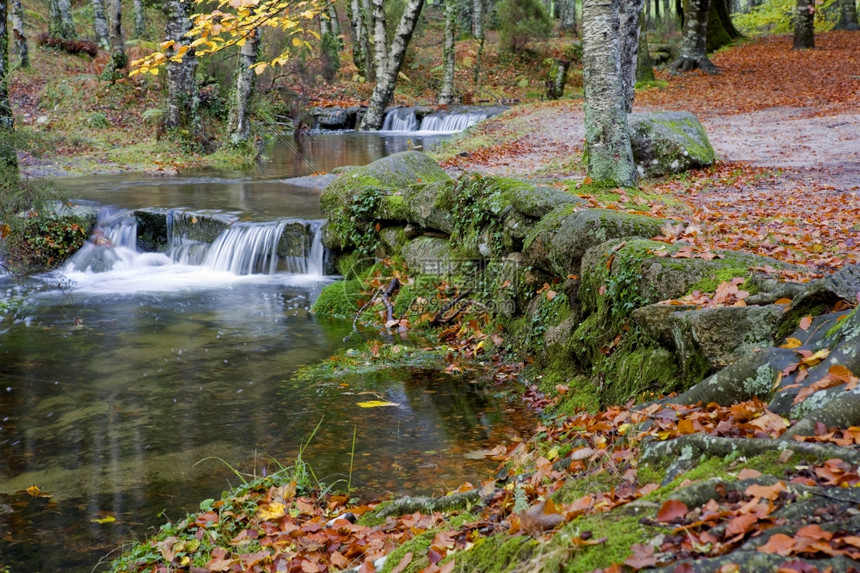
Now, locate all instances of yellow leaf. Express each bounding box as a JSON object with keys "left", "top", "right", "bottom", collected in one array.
[
  {"left": 257, "top": 502, "right": 286, "bottom": 520},
  {"left": 546, "top": 447, "right": 559, "bottom": 461},
  {"left": 149, "top": 67, "right": 159, "bottom": 76},
  {"left": 800, "top": 348, "right": 830, "bottom": 366},
  {"left": 781, "top": 337, "right": 802, "bottom": 349},
  {"left": 292, "top": 37, "right": 303, "bottom": 47},
  {"left": 357, "top": 400, "right": 399, "bottom": 408},
  {"left": 26, "top": 485, "right": 41, "bottom": 497},
  {"left": 91, "top": 516, "right": 116, "bottom": 524},
  {"left": 253, "top": 62, "right": 268, "bottom": 75}
]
